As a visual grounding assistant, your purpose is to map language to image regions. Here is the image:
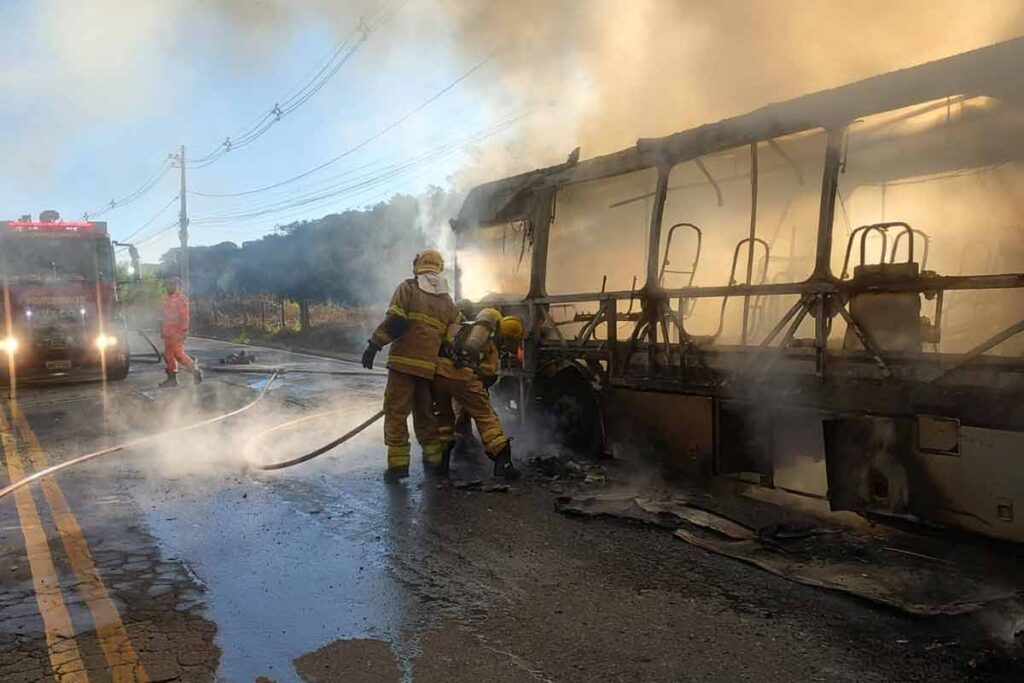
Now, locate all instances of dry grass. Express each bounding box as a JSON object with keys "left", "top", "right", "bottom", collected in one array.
[{"left": 191, "top": 296, "right": 377, "bottom": 353}]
